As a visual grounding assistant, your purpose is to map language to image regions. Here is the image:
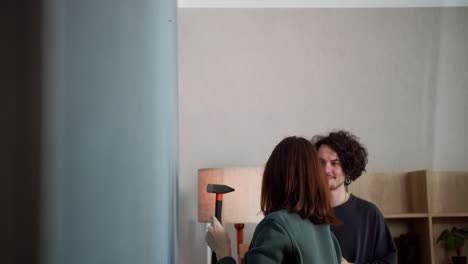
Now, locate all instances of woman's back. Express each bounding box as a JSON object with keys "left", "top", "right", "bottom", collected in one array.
[
  {"left": 207, "top": 137, "right": 341, "bottom": 264},
  {"left": 245, "top": 210, "right": 341, "bottom": 264}
]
